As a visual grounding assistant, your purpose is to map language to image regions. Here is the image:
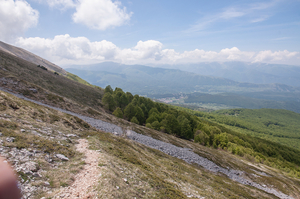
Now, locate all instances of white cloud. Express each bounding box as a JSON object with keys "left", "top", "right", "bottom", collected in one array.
[
  {"left": 187, "top": 1, "right": 278, "bottom": 33},
  {"left": 0, "top": 0, "right": 39, "bottom": 42},
  {"left": 16, "top": 34, "right": 118, "bottom": 65},
  {"left": 220, "top": 8, "right": 245, "bottom": 19},
  {"left": 37, "top": 0, "right": 76, "bottom": 9},
  {"left": 15, "top": 35, "right": 300, "bottom": 66},
  {"left": 254, "top": 50, "right": 299, "bottom": 63},
  {"left": 72, "top": 0, "right": 132, "bottom": 30}
]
